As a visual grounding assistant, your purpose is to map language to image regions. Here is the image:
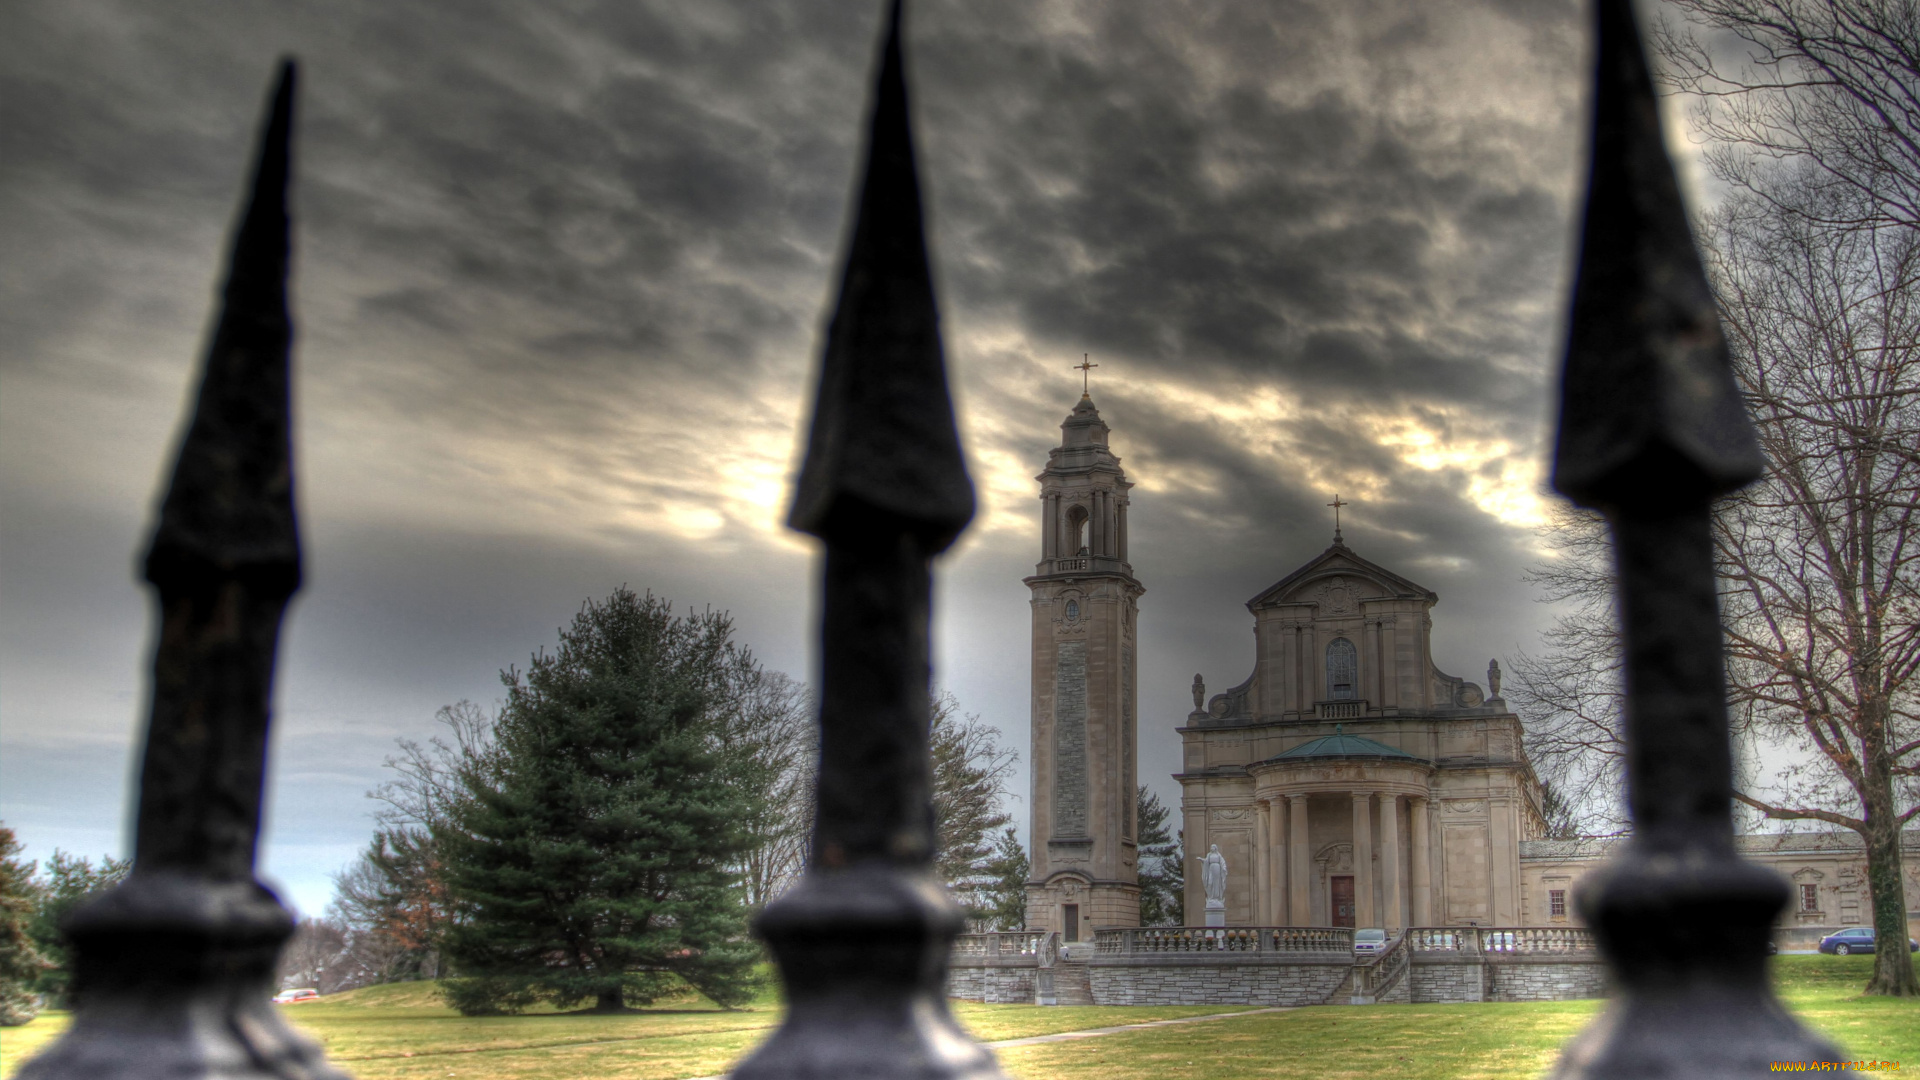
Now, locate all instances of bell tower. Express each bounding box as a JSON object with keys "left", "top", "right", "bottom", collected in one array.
[{"left": 1025, "top": 392, "right": 1143, "bottom": 936}]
